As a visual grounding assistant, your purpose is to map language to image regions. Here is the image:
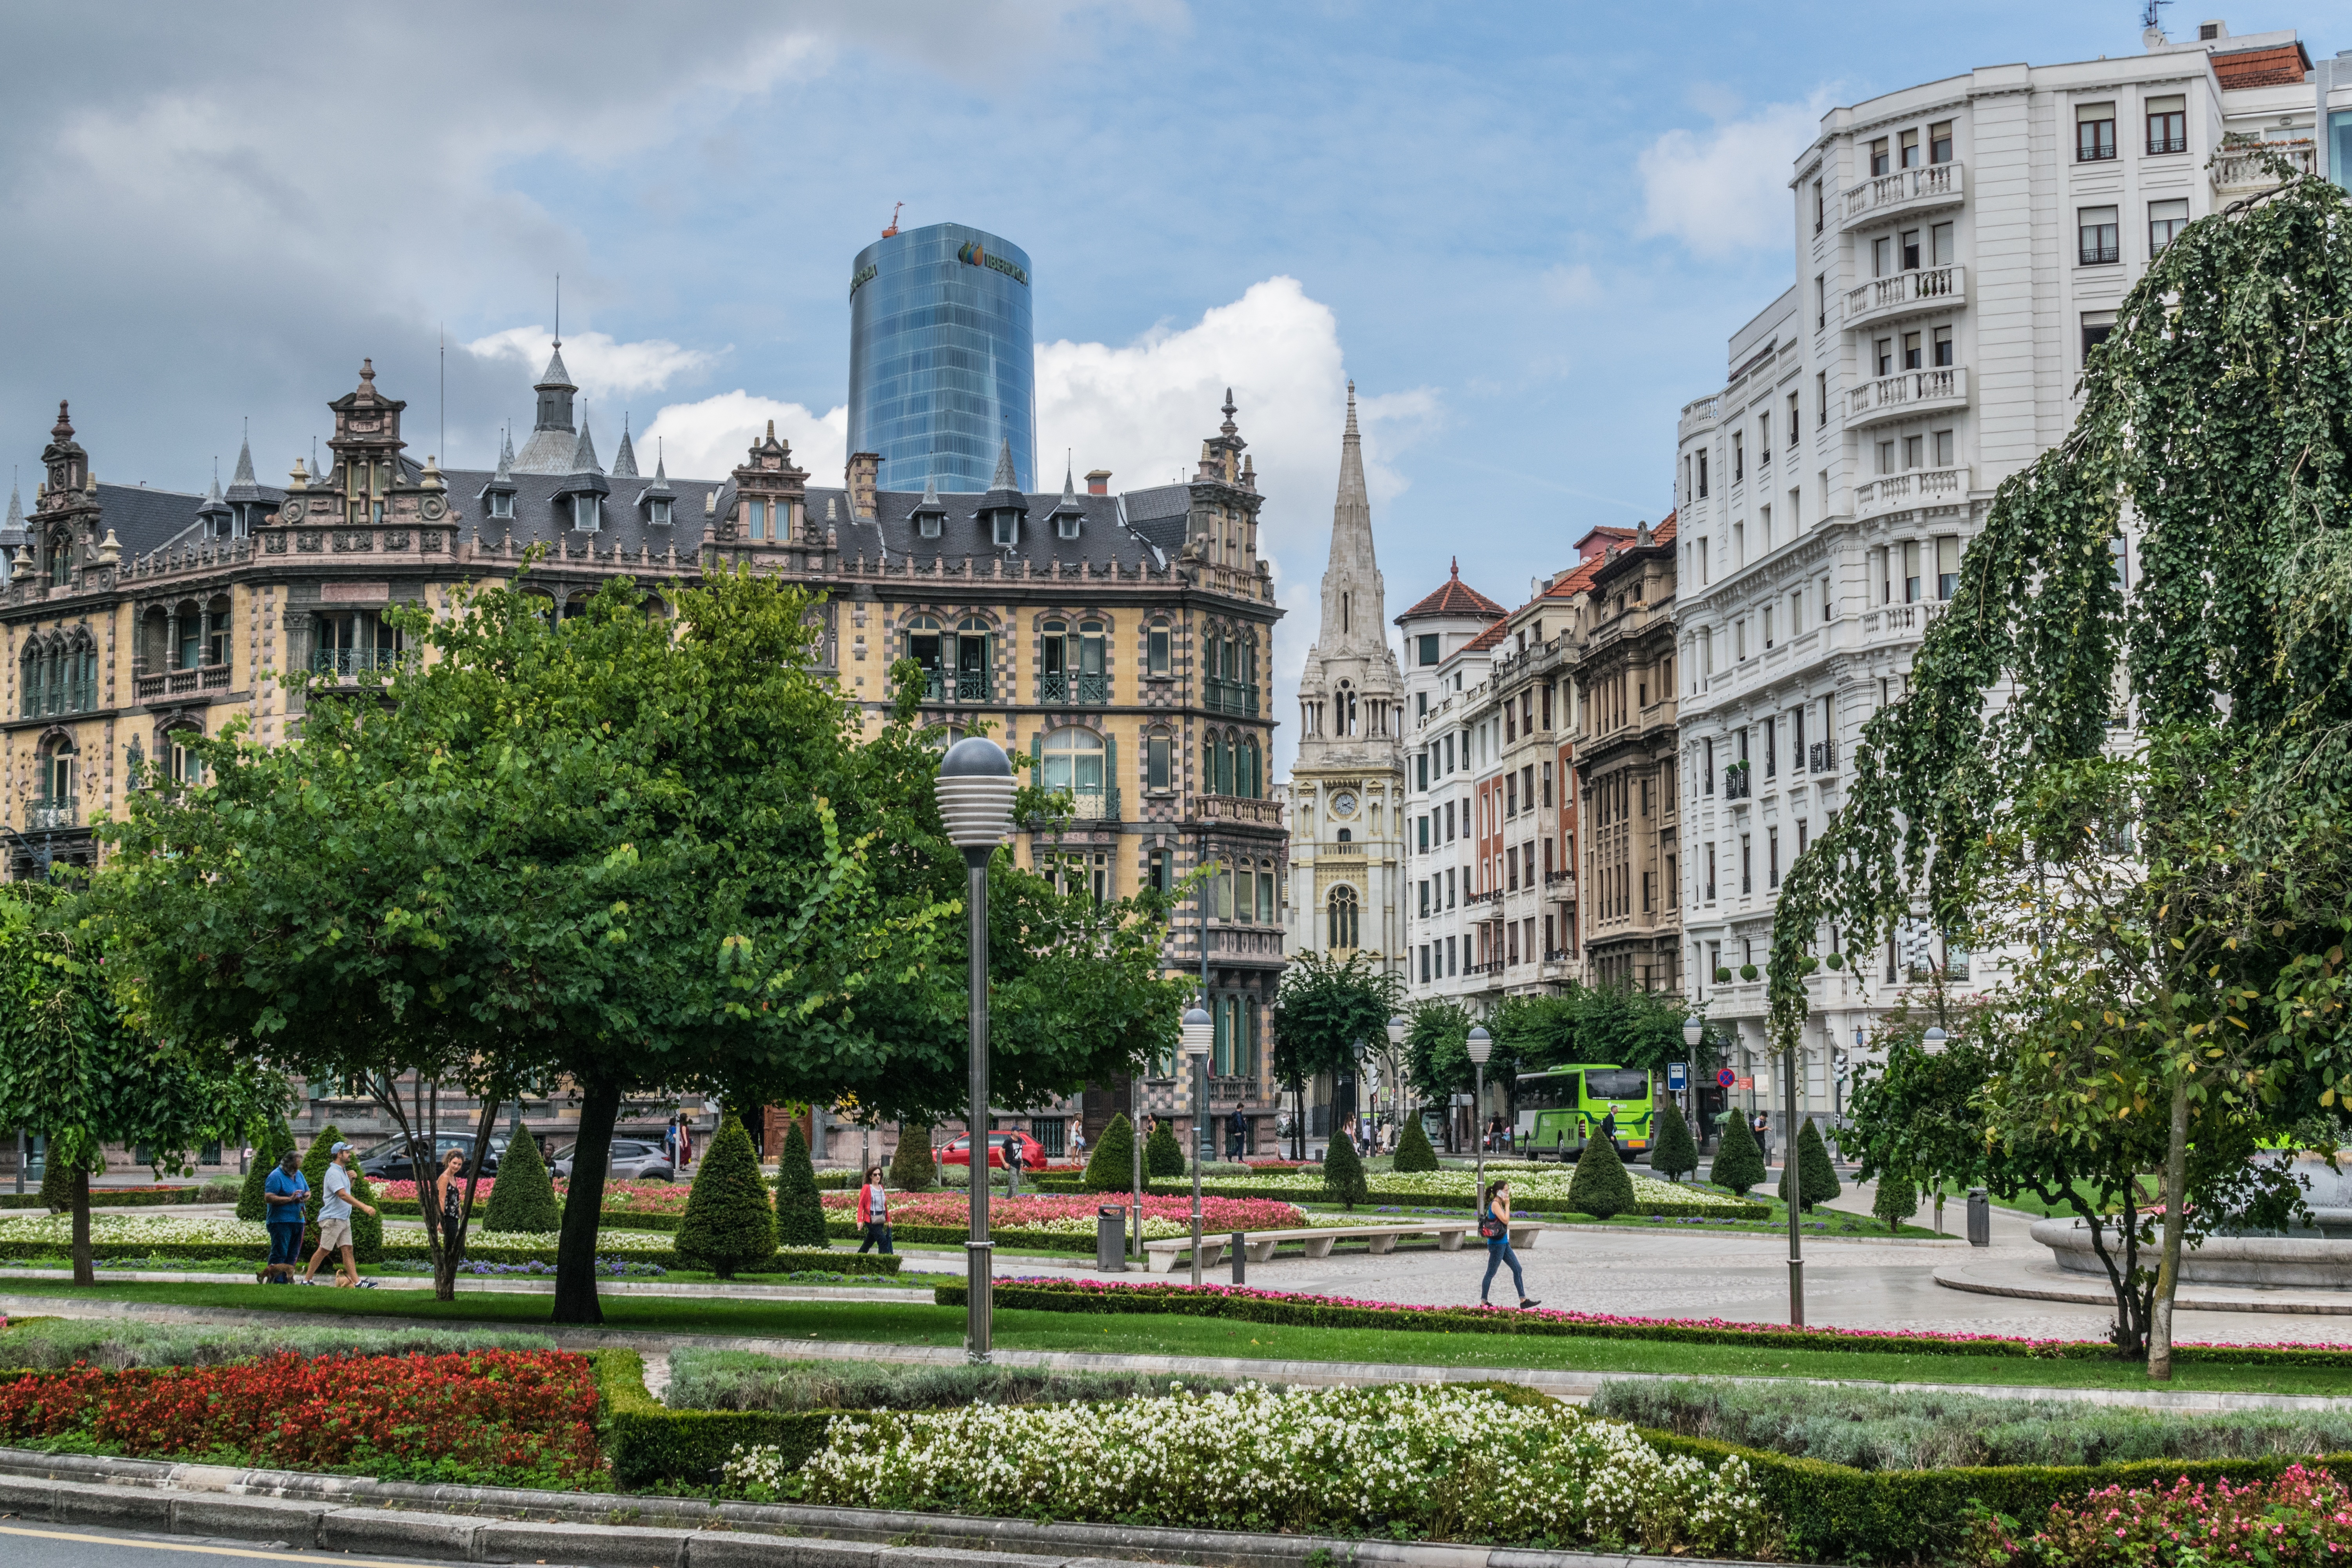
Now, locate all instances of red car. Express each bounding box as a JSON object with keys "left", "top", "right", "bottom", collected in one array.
[{"left": 937, "top": 1131, "right": 1047, "bottom": 1170}]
